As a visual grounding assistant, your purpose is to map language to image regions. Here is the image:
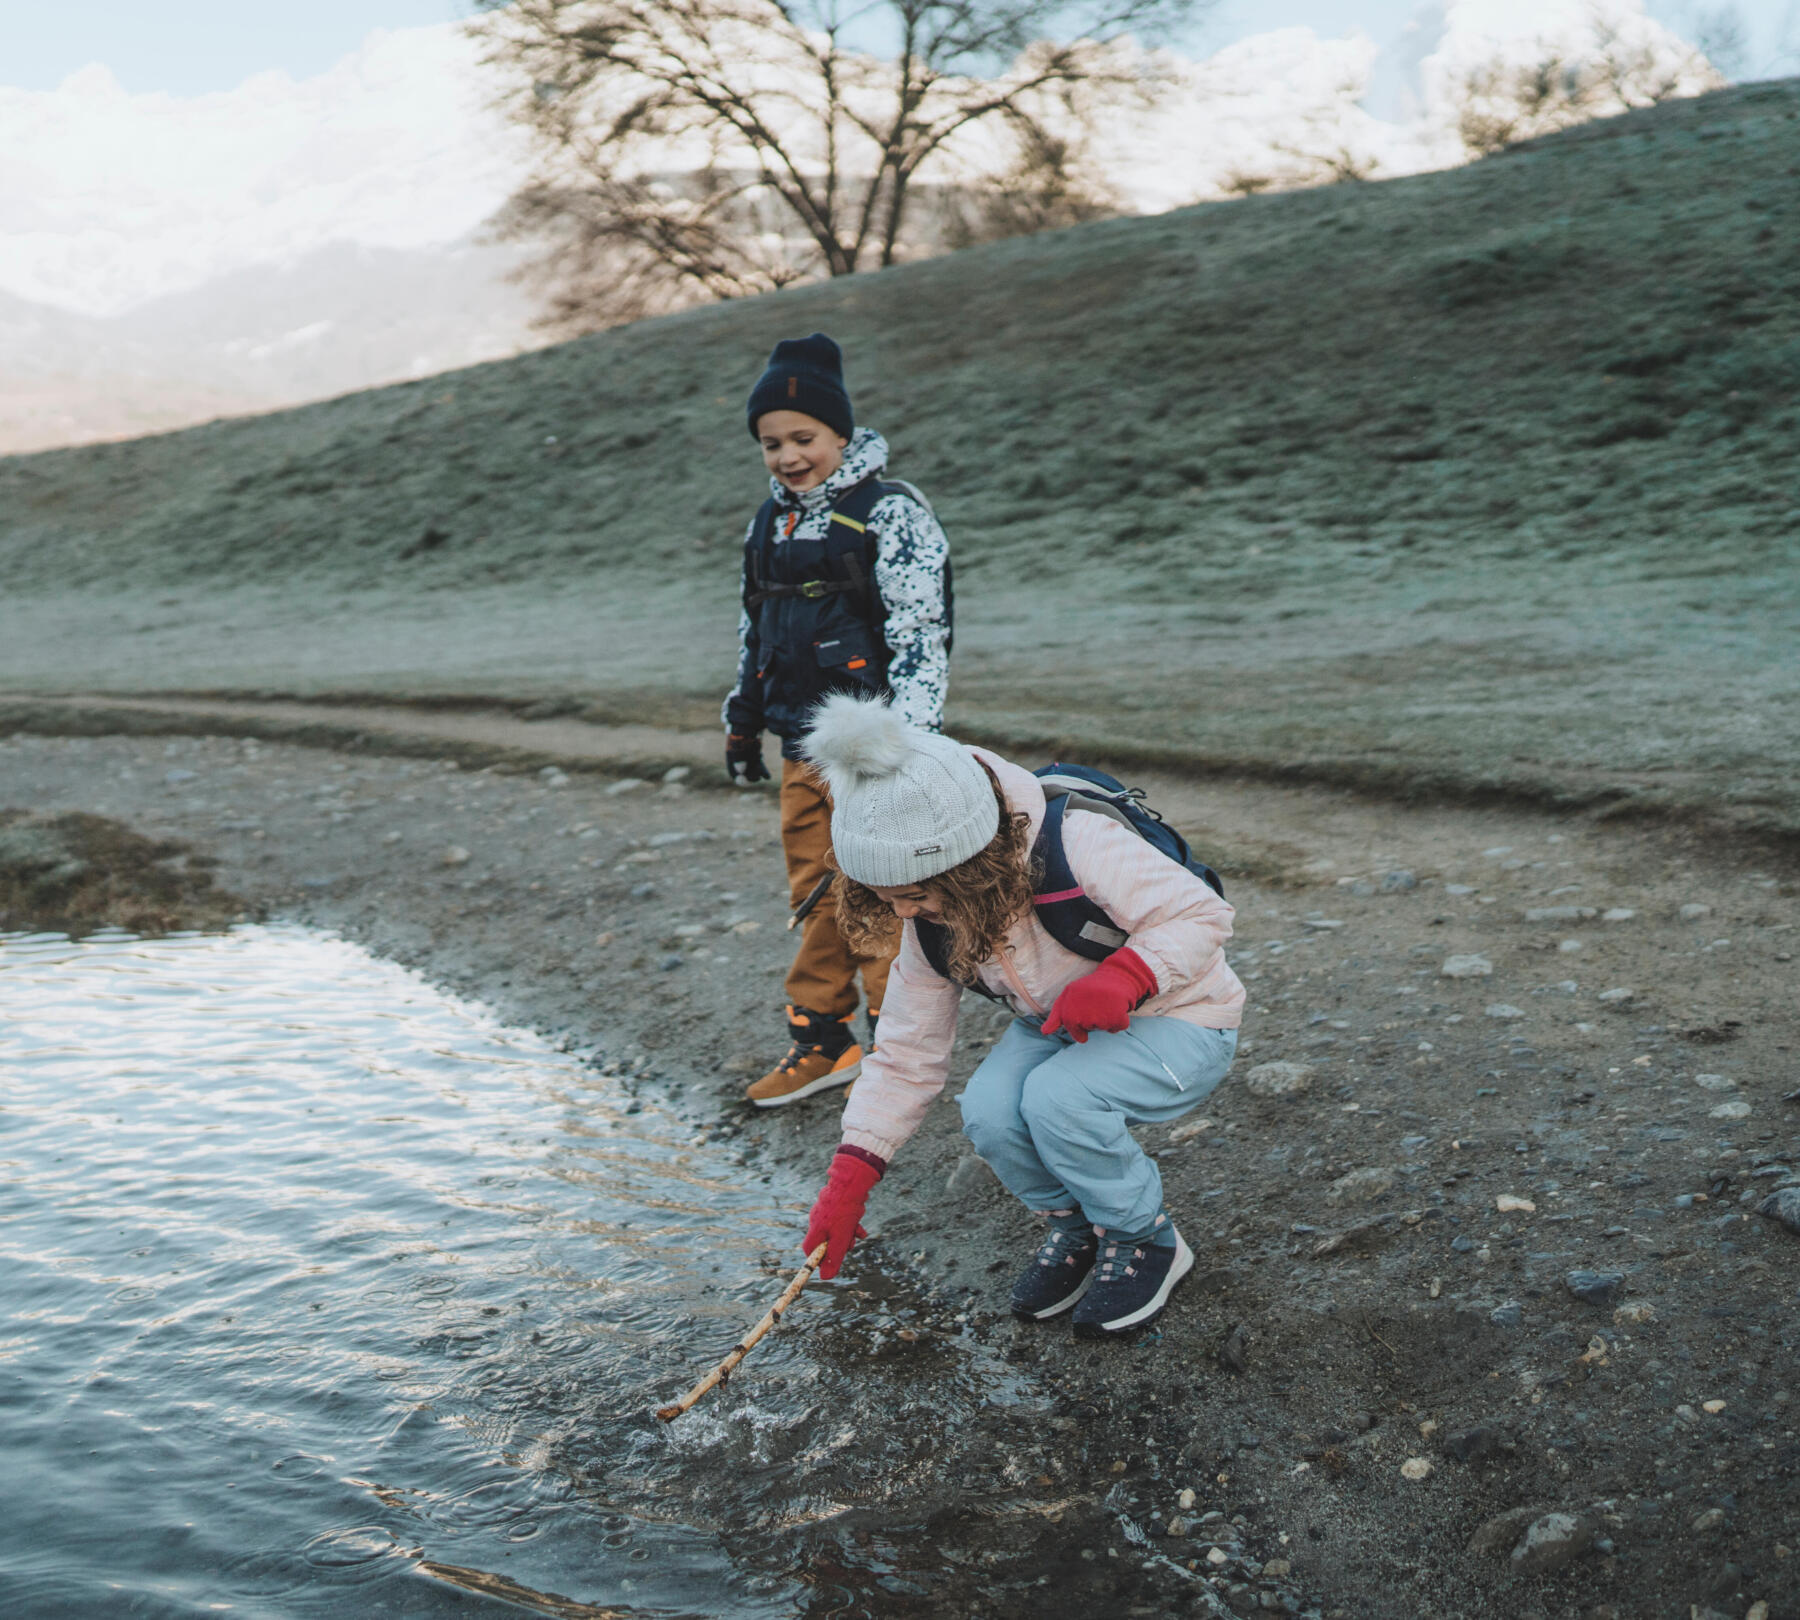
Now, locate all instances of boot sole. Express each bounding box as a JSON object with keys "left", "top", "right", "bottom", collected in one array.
[
  {"left": 747, "top": 1056, "right": 862, "bottom": 1109},
  {"left": 1012, "top": 1268, "right": 1095, "bottom": 1321},
  {"left": 1071, "top": 1231, "right": 1194, "bottom": 1338}
]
